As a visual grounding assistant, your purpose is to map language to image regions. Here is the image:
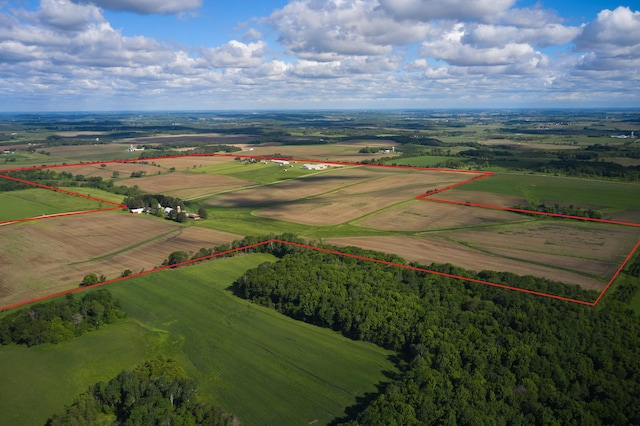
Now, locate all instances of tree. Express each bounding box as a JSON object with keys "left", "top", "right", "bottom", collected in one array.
[
  {"left": 176, "top": 211, "right": 187, "bottom": 223},
  {"left": 80, "top": 273, "right": 99, "bottom": 287},
  {"left": 197, "top": 207, "right": 208, "bottom": 219},
  {"left": 165, "top": 251, "right": 189, "bottom": 266}
]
